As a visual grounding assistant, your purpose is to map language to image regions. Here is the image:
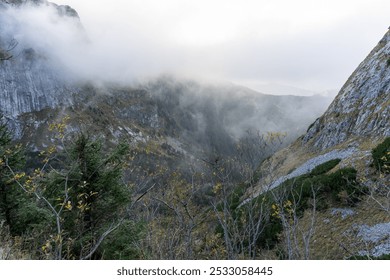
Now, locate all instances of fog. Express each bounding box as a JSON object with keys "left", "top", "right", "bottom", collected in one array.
[{"left": 1, "top": 0, "right": 389, "bottom": 94}]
